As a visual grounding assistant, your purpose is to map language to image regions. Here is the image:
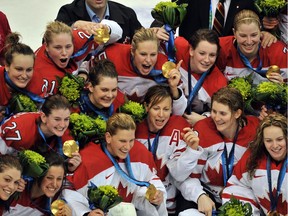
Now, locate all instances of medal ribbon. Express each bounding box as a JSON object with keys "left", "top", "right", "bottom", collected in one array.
[
  {"left": 80, "top": 91, "right": 113, "bottom": 120},
  {"left": 37, "top": 124, "right": 64, "bottom": 156},
  {"left": 221, "top": 124, "right": 240, "bottom": 186},
  {"left": 186, "top": 63, "right": 210, "bottom": 114},
  {"left": 164, "top": 24, "right": 176, "bottom": 62},
  {"left": 101, "top": 142, "right": 150, "bottom": 187},
  {"left": 71, "top": 35, "right": 94, "bottom": 59},
  {"left": 4, "top": 70, "right": 45, "bottom": 104},
  {"left": 147, "top": 130, "right": 161, "bottom": 159},
  {"left": 237, "top": 44, "right": 267, "bottom": 77},
  {"left": 130, "top": 56, "right": 166, "bottom": 84},
  {"left": 266, "top": 155, "right": 287, "bottom": 211}
]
